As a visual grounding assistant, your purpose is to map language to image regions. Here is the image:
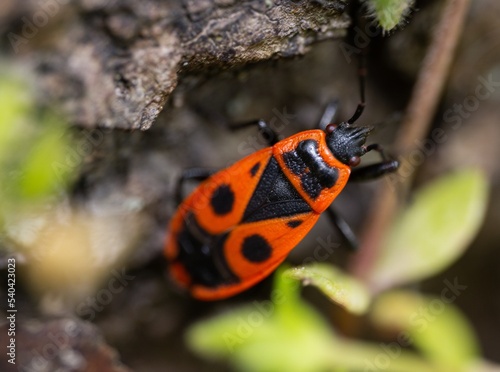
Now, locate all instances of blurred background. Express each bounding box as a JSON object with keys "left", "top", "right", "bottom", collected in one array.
[{"left": 1, "top": 0, "right": 499, "bottom": 371}]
